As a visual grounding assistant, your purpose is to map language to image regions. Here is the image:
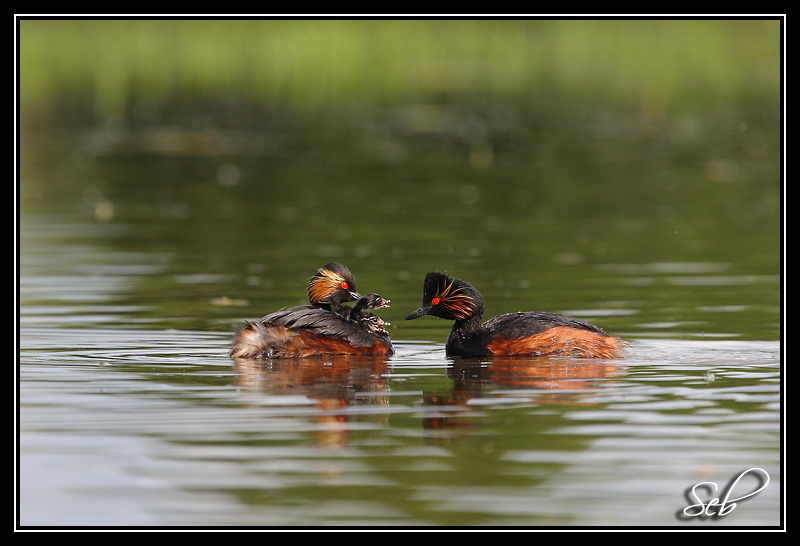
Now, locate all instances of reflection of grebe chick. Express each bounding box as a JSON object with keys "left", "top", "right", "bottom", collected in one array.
[
  {"left": 405, "top": 272, "right": 626, "bottom": 359},
  {"left": 230, "top": 265, "right": 393, "bottom": 359}
]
